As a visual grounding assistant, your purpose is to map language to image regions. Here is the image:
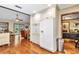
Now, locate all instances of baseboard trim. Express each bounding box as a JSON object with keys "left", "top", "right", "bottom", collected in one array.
[{"left": 30, "top": 41, "right": 55, "bottom": 53}]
